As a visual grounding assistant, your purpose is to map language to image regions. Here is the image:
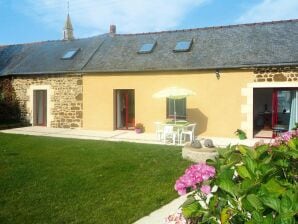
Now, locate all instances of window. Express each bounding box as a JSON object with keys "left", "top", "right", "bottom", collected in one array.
[
  {"left": 173, "top": 39, "right": 193, "bottom": 52},
  {"left": 61, "top": 48, "right": 80, "bottom": 59},
  {"left": 277, "top": 91, "right": 291, "bottom": 113},
  {"left": 138, "top": 42, "right": 156, "bottom": 54},
  {"left": 166, "top": 98, "right": 186, "bottom": 119}
]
